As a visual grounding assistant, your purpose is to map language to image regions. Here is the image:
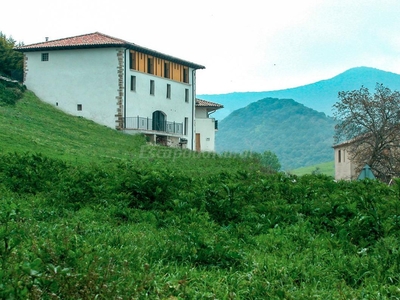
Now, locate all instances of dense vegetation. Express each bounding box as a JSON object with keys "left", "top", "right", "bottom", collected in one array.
[
  {"left": 2, "top": 153, "right": 400, "bottom": 298},
  {"left": 0, "top": 32, "right": 23, "bottom": 80},
  {"left": 2, "top": 81, "right": 400, "bottom": 298},
  {"left": 216, "top": 98, "right": 335, "bottom": 170},
  {"left": 0, "top": 77, "right": 26, "bottom": 106}
]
